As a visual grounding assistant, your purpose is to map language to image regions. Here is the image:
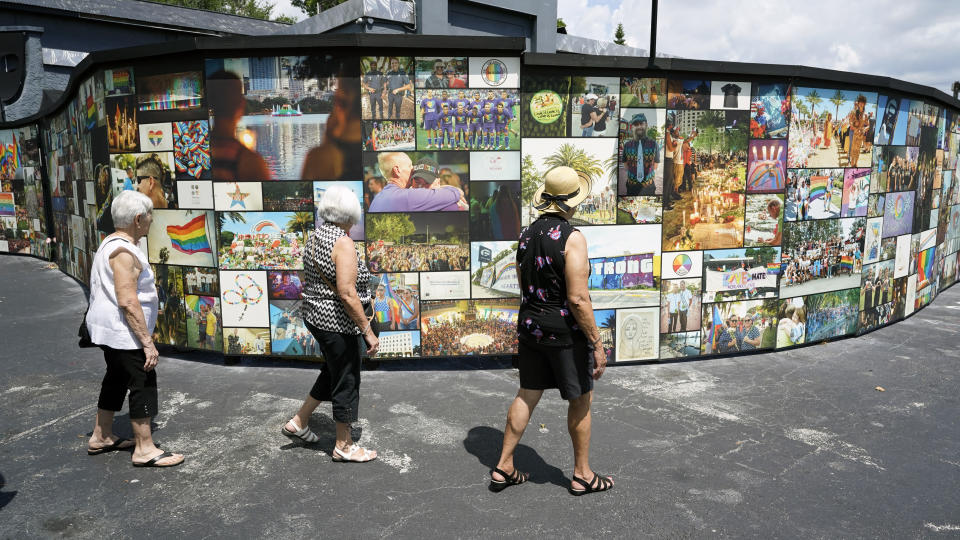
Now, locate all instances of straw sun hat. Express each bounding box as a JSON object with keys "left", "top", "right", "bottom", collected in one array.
[{"left": 532, "top": 166, "right": 592, "bottom": 213}]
